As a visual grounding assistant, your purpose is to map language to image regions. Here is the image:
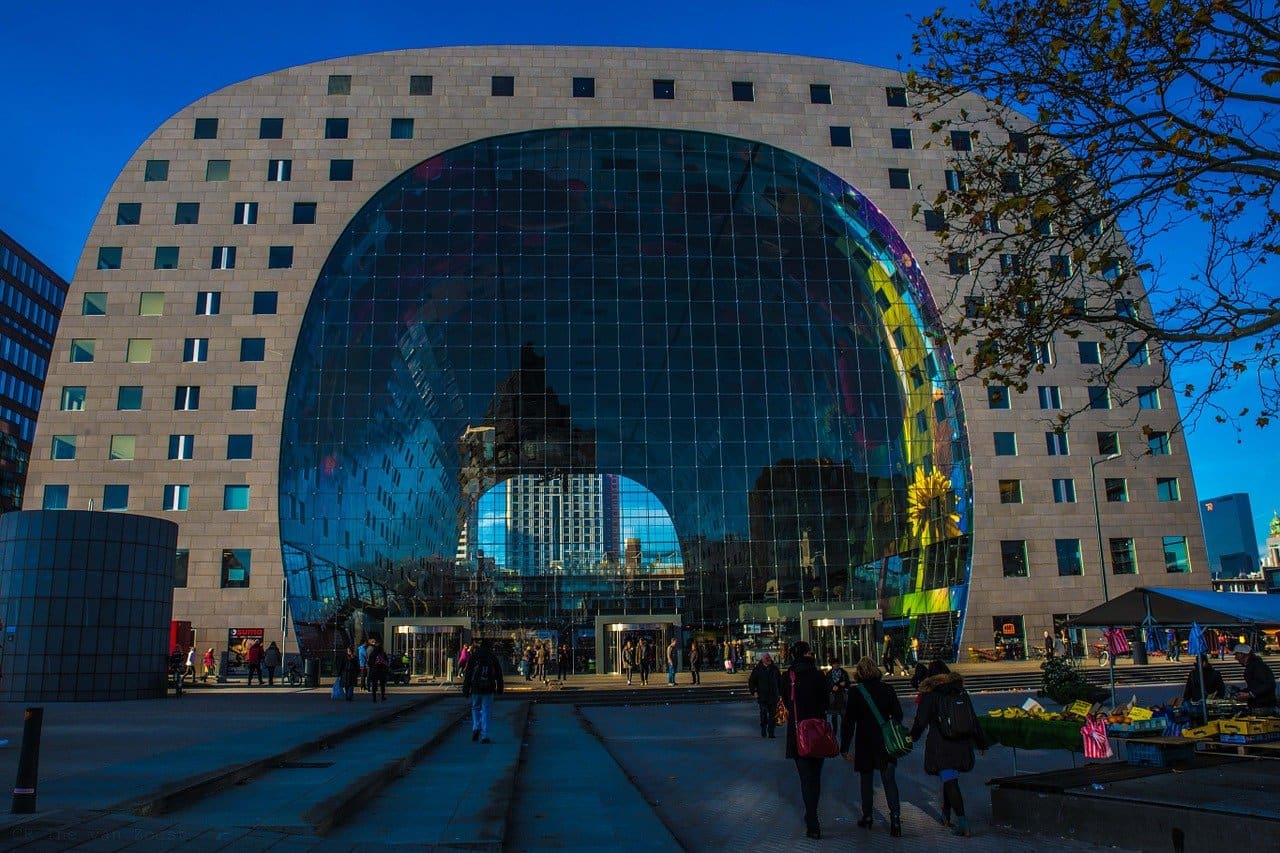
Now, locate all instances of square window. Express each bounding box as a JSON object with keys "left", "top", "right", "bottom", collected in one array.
[
  {"left": 234, "top": 202, "right": 258, "bottom": 225},
  {"left": 259, "top": 117, "right": 283, "bottom": 138},
  {"left": 292, "top": 202, "right": 317, "bottom": 224},
  {"left": 227, "top": 434, "right": 254, "bottom": 459},
  {"left": 950, "top": 130, "right": 973, "bottom": 152},
  {"left": 205, "top": 160, "right": 230, "bottom": 181},
  {"left": 491, "top": 75, "right": 514, "bottom": 96},
  {"left": 221, "top": 548, "right": 251, "bottom": 588},
  {"left": 390, "top": 117, "right": 414, "bottom": 139},
  {"left": 1078, "top": 341, "right": 1101, "bottom": 364},
  {"left": 211, "top": 246, "right": 236, "bottom": 269},
  {"left": 987, "top": 385, "right": 1010, "bottom": 409},
  {"left": 329, "top": 159, "right": 353, "bottom": 181},
  {"left": 231, "top": 385, "right": 258, "bottom": 410},
  {"left": 998, "top": 480, "right": 1022, "bottom": 504},
  {"left": 1110, "top": 538, "right": 1137, "bottom": 574},
  {"left": 116, "top": 202, "right": 141, "bottom": 225},
  {"left": 163, "top": 484, "right": 189, "bottom": 512},
  {"left": 1001, "top": 540, "right": 1028, "bottom": 577},
  {"left": 1097, "top": 431, "right": 1121, "bottom": 455},
  {"left": 1056, "top": 539, "right": 1083, "bottom": 576},
  {"left": 409, "top": 74, "right": 433, "bottom": 95},
  {"left": 1138, "top": 386, "right": 1161, "bottom": 409},
  {"left": 108, "top": 434, "right": 135, "bottom": 461},
  {"left": 268, "top": 159, "right": 292, "bottom": 181},
  {"left": 1127, "top": 342, "right": 1150, "bottom": 366},
  {"left": 168, "top": 434, "right": 195, "bottom": 460},
  {"left": 1037, "top": 386, "right": 1061, "bottom": 409},
  {"left": 809, "top": 84, "right": 831, "bottom": 104},
  {"left": 117, "top": 386, "right": 143, "bottom": 410},
  {"left": 71, "top": 339, "right": 95, "bottom": 363},
  {"left": 154, "top": 247, "right": 179, "bottom": 270},
  {"left": 144, "top": 159, "right": 169, "bottom": 181},
  {"left": 174, "top": 385, "right": 200, "bottom": 411},
  {"left": 888, "top": 168, "right": 911, "bottom": 189},
  {"left": 96, "top": 247, "right": 122, "bottom": 270},
  {"left": 572, "top": 77, "right": 595, "bottom": 98},
  {"left": 652, "top": 79, "right": 675, "bottom": 99},
  {"left": 994, "top": 432, "right": 1017, "bottom": 456},
  {"left": 240, "top": 338, "right": 266, "bottom": 361},
  {"left": 1031, "top": 341, "right": 1054, "bottom": 365},
  {"left": 1163, "top": 536, "right": 1191, "bottom": 573},
  {"left": 829, "top": 126, "right": 852, "bottom": 147},
  {"left": 944, "top": 169, "right": 964, "bottom": 192},
  {"left": 731, "top": 81, "right": 754, "bottom": 102},
  {"left": 1052, "top": 478, "right": 1076, "bottom": 503},
  {"left": 51, "top": 435, "right": 77, "bottom": 460},
  {"left": 963, "top": 296, "right": 984, "bottom": 318},
  {"left": 252, "top": 291, "right": 278, "bottom": 314},
  {"left": 1088, "top": 386, "right": 1111, "bottom": 410},
  {"left": 60, "top": 387, "right": 86, "bottom": 411},
  {"left": 885, "top": 86, "right": 908, "bottom": 107},
  {"left": 1046, "top": 431, "right": 1070, "bottom": 455},
  {"left": 138, "top": 292, "right": 164, "bottom": 316},
  {"left": 1148, "top": 431, "right": 1171, "bottom": 455},
  {"left": 948, "top": 253, "right": 970, "bottom": 275},
  {"left": 223, "top": 485, "right": 251, "bottom": 511},
  {"left": 1001, "top": 170, "right": 1023, "bottom": 192},
  {"left": 324, "top": 117, "right": 349, "bottom": 139},
  {"left": 923, "top": 210, "right": 946, "bottom": 232},
  {"left": 82, "top": 292, "right": 107, "bottom": 315},
  {"left": 999, "top": 254, "right": 1021, "bottom": 273},
  {"left": 1010, "top": 131, "right": 1030, "bottom": 153},
  {"left": 193, "top": 117, "right": 218, "bottom": 139},
  {"left": 268, "top": 246, "right": 294, "bottom": 269},
  {"left": 102, "top": 484, "right": 129, "bottom": 512},
  {"left": 1102, "top": 258, "right": 1124, "bottom": 279},
  {"left": 126, "top": 338, "right": 153, "bottom": 363},
  {"left": 1104, "top": 477, "right": 1128, "bottom": 502},
  {"left": 1050, "top": 255, "right": 1074, "bottom": 277},
  {"left": 42, "top": 485, "right": 69, "bottom": 511},
  {"left": 327, "top": 74, "right": 351, "bottom": 95},
  {"left": 174, "top": 202, "right": 200, "bottom": 225},
  {"left": 182, "top": 338, "right": 208, "bottom": 363},
  {"left": 196, "top": 291, "right": 221, "bottom": 315},
  {"left": 890, "top": 128, "right": 913, "bottom": 149},
  {"left": 1157, "top": 477, "right": 1181, "bottom": 502}
]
